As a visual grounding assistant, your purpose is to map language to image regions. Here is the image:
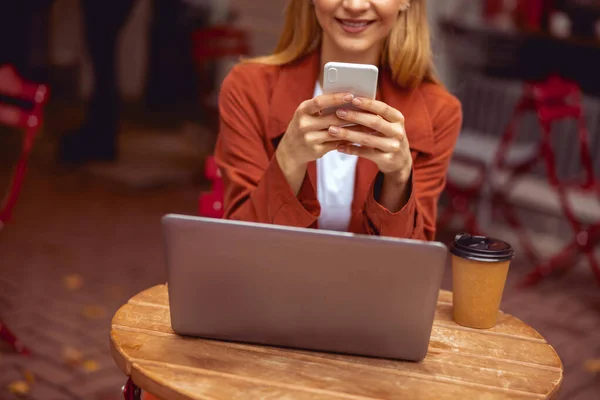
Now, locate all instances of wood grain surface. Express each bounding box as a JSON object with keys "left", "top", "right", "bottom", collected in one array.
[{"left": 110, "top": 285, "right": 563, "bottom": 399}]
